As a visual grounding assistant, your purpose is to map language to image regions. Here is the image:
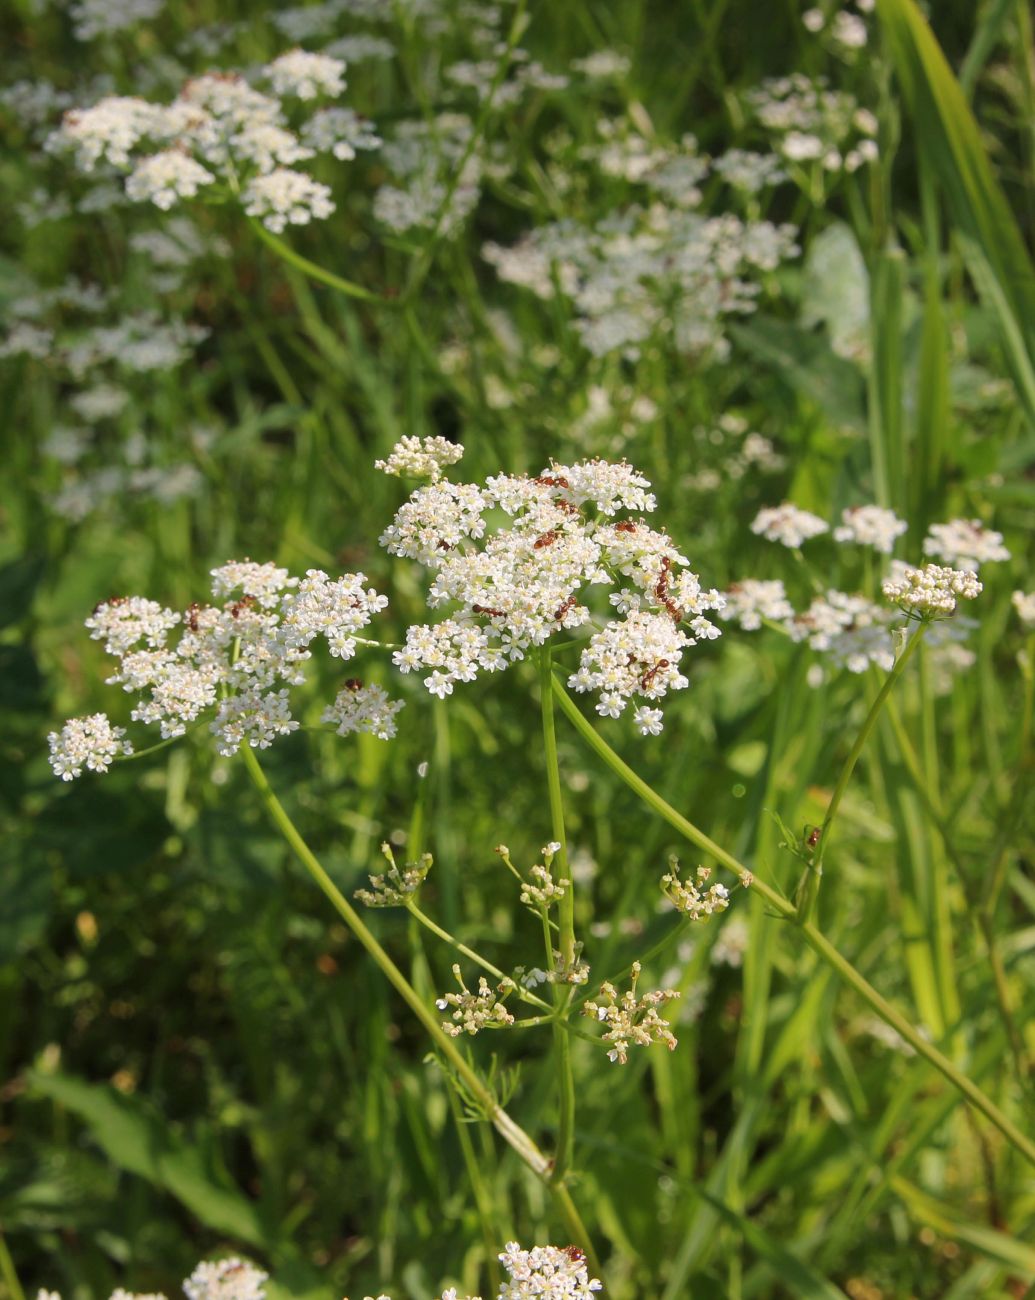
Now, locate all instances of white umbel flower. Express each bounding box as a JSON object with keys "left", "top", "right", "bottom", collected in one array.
[
  {"left": 183, "top": 1259, "right": 268, "bottom": 1300},
  {"left": 882, "top": 563, "right": 982, "bottom": 616},
  {"left": 48, "top": 714, "right": 132, "bottom": 780},
  {"left": 750, "top": 503, "right": 828, "bottom": 547},
  {"left": 375, "top": 435, "right": 464, "bottom": 482},
  {"left": 265, "top": 50, "right": 346, "bottom": 100},
  {"left": 1012, "top": 590, "right": 1035, "bottom": 629},
  {"left": 832, "top": 504, "right": 907, "bottom": 554},
  {"left": 126, "top": 151, "right": 216, "bottom": 209},
  {"left": 322, "top": 681, "right": 404, "bottom": 740},
  {"left": 719, "top": 579, "right": 793, "bottom": 630},
  {"left": 242, "top": 168, "right": 335, "bottom": 232},
  {"left": 498, "top": 1243, "right": 602, "bottom": 1298},
  {"left": 923, "top": 518, "right": 1010, "bottom": 570}
]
